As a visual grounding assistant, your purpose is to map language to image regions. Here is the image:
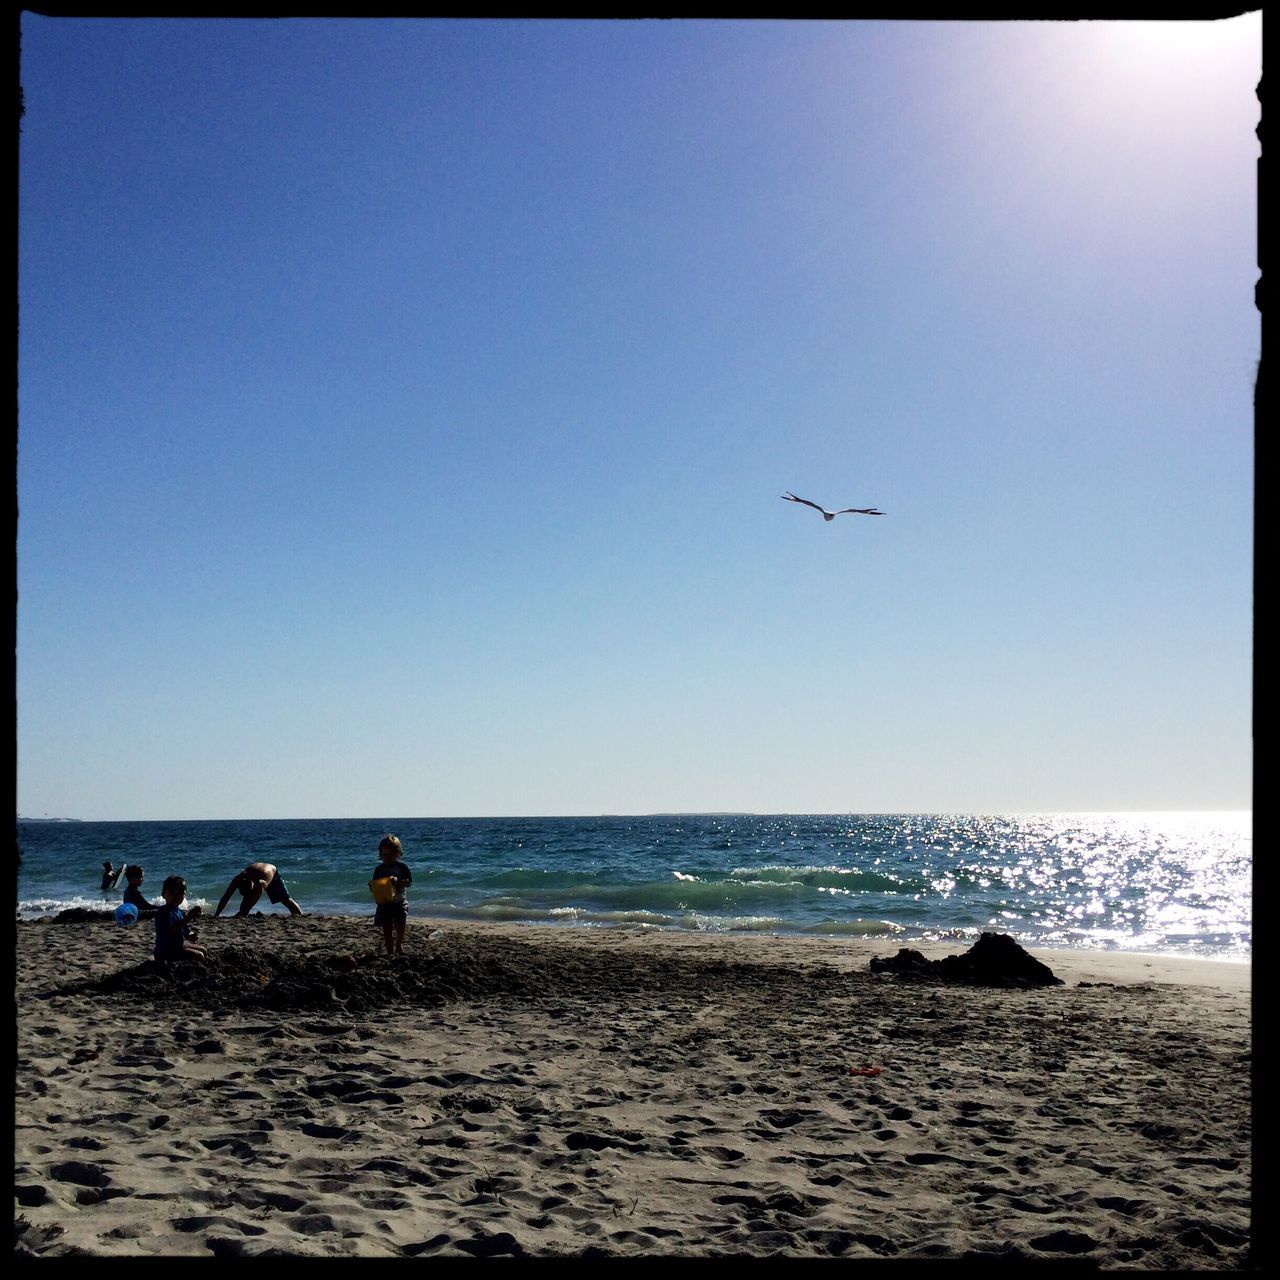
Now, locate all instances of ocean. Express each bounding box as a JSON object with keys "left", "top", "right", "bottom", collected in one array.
[{"left": 15, "top": 812, "right": 1251, "bottom": 960}]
